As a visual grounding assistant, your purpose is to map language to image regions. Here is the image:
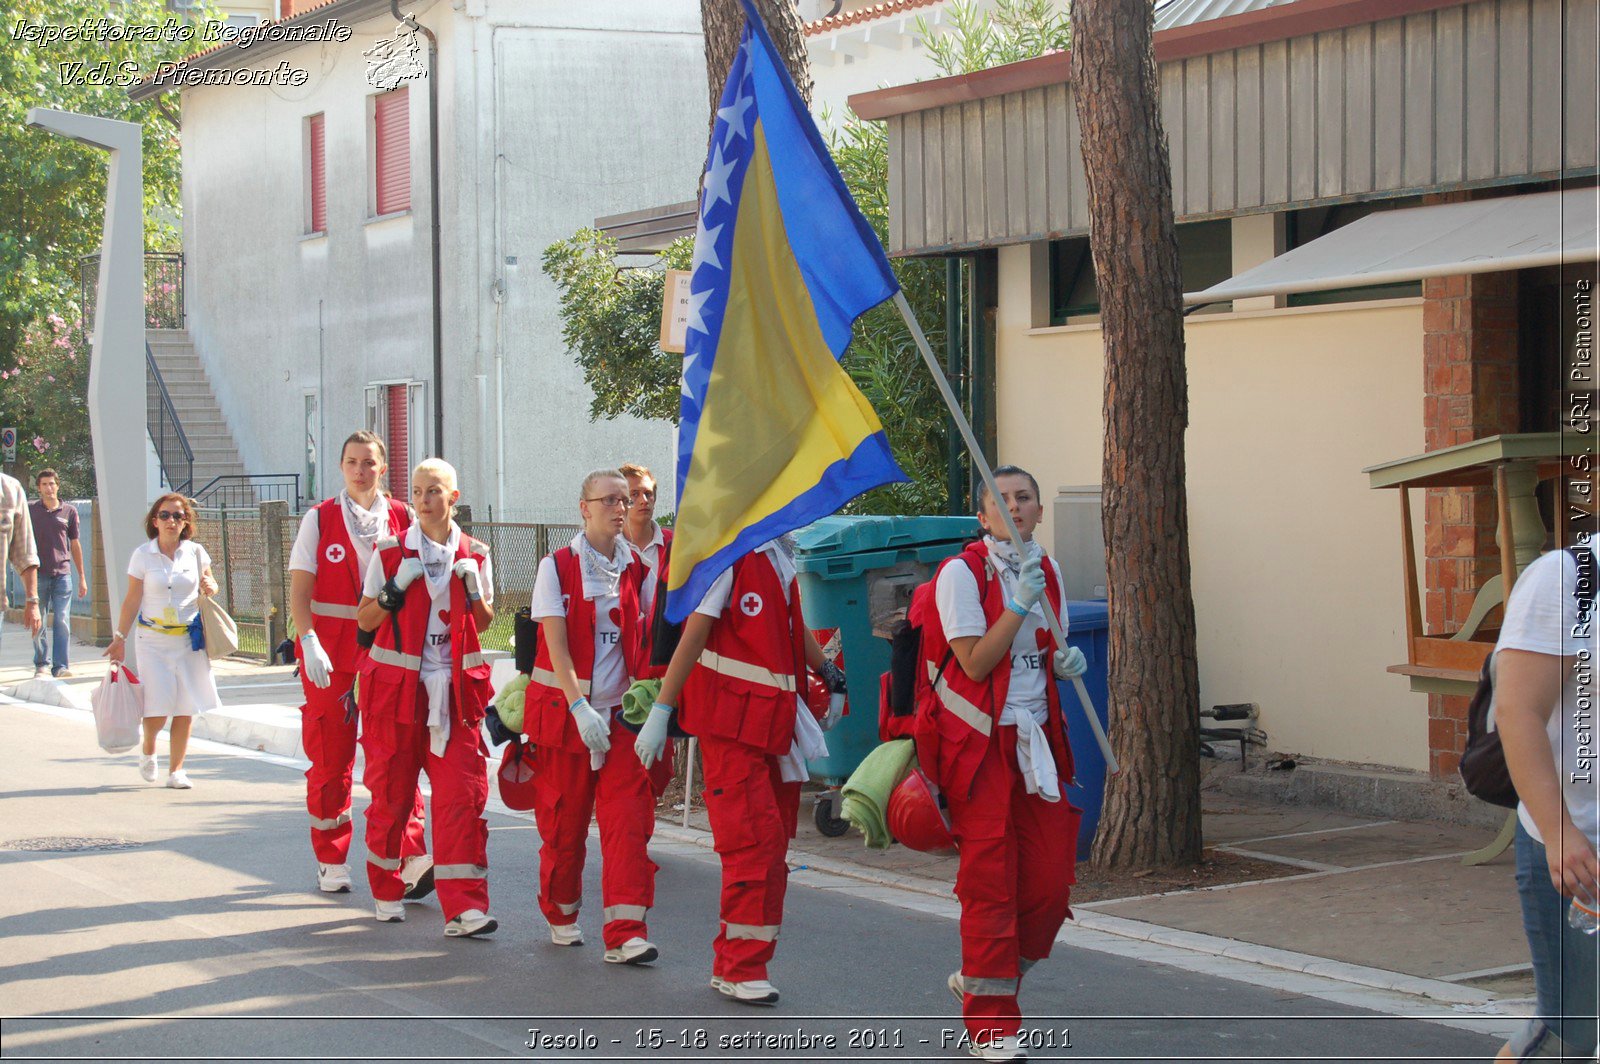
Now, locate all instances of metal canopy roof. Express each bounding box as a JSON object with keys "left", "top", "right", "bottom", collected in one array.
[{"left": 1184, "top": 188, "right": 1599, "bottom": 304}]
